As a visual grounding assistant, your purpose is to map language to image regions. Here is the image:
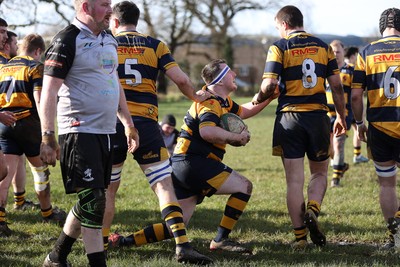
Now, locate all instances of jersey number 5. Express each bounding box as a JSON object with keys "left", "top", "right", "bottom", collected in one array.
[{"left": 124, "top": 58, "right": 142, "bottom": 86}]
